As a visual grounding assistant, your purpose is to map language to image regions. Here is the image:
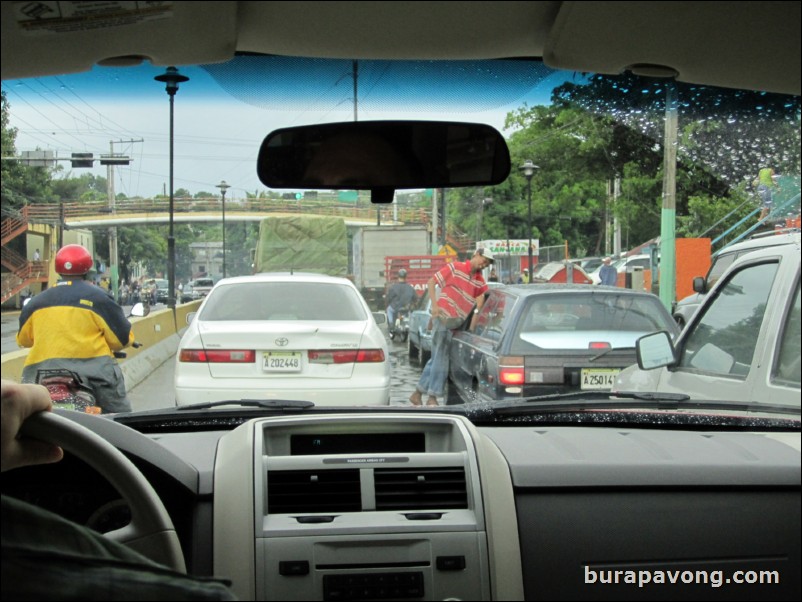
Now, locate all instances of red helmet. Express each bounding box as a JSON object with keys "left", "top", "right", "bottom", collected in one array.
[{"left": 55, "top": 244, "right": 93, "bottom": 276}]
